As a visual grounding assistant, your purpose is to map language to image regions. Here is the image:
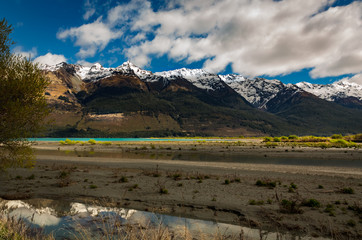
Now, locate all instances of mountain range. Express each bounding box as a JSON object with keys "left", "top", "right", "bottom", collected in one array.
[{"left": 41, "top": 61, "right": 362, "bottom": 137}]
